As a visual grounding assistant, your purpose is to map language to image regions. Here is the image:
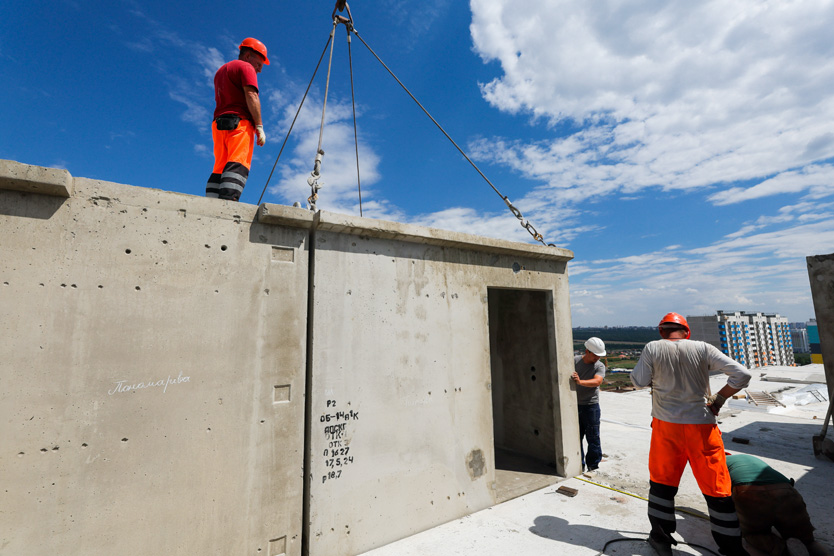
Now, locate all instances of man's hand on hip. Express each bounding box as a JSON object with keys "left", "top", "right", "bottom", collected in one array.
[
  {"left": 255, "top": 125, "right": 266, "bottom": 146},
  {"left": 707, "top": 393, "right": 726, "bottom": 416}
]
